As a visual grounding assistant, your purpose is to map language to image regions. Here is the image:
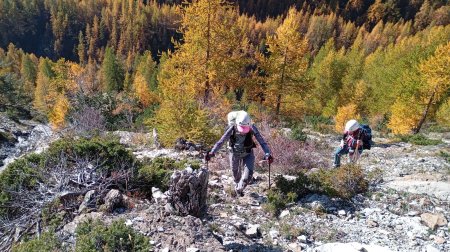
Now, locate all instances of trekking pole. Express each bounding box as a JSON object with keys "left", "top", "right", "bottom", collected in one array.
[
  {"left": 203, "top": 151, "right": 209, "bottom": 170},
  {"left": 354, "top": 141, "right": 361, "bottom": 164},
  {"left": 268, "top": 159, "right": 271, "bottom": 189}
]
